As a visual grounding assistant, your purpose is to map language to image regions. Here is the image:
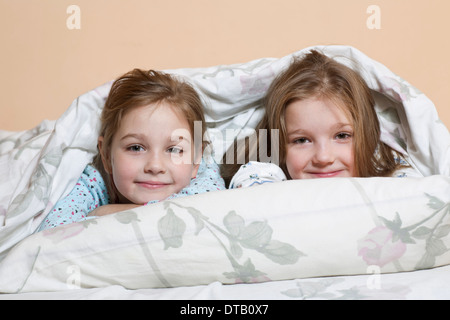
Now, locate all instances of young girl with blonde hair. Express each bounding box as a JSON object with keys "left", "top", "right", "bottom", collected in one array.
[
  {"left": 222, "top": 50, "right": 408, "bottom": 188},
  {"left": 38, "top": 69, "right": 224, "bottom": 231}
]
